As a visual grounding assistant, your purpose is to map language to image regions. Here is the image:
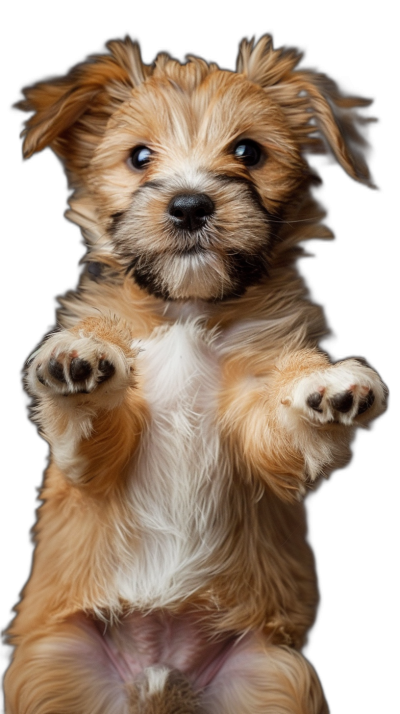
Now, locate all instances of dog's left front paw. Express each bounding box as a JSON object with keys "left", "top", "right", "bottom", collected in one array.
[{"left": 285, "top": 359, "right": 387, "bottom": 426}]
